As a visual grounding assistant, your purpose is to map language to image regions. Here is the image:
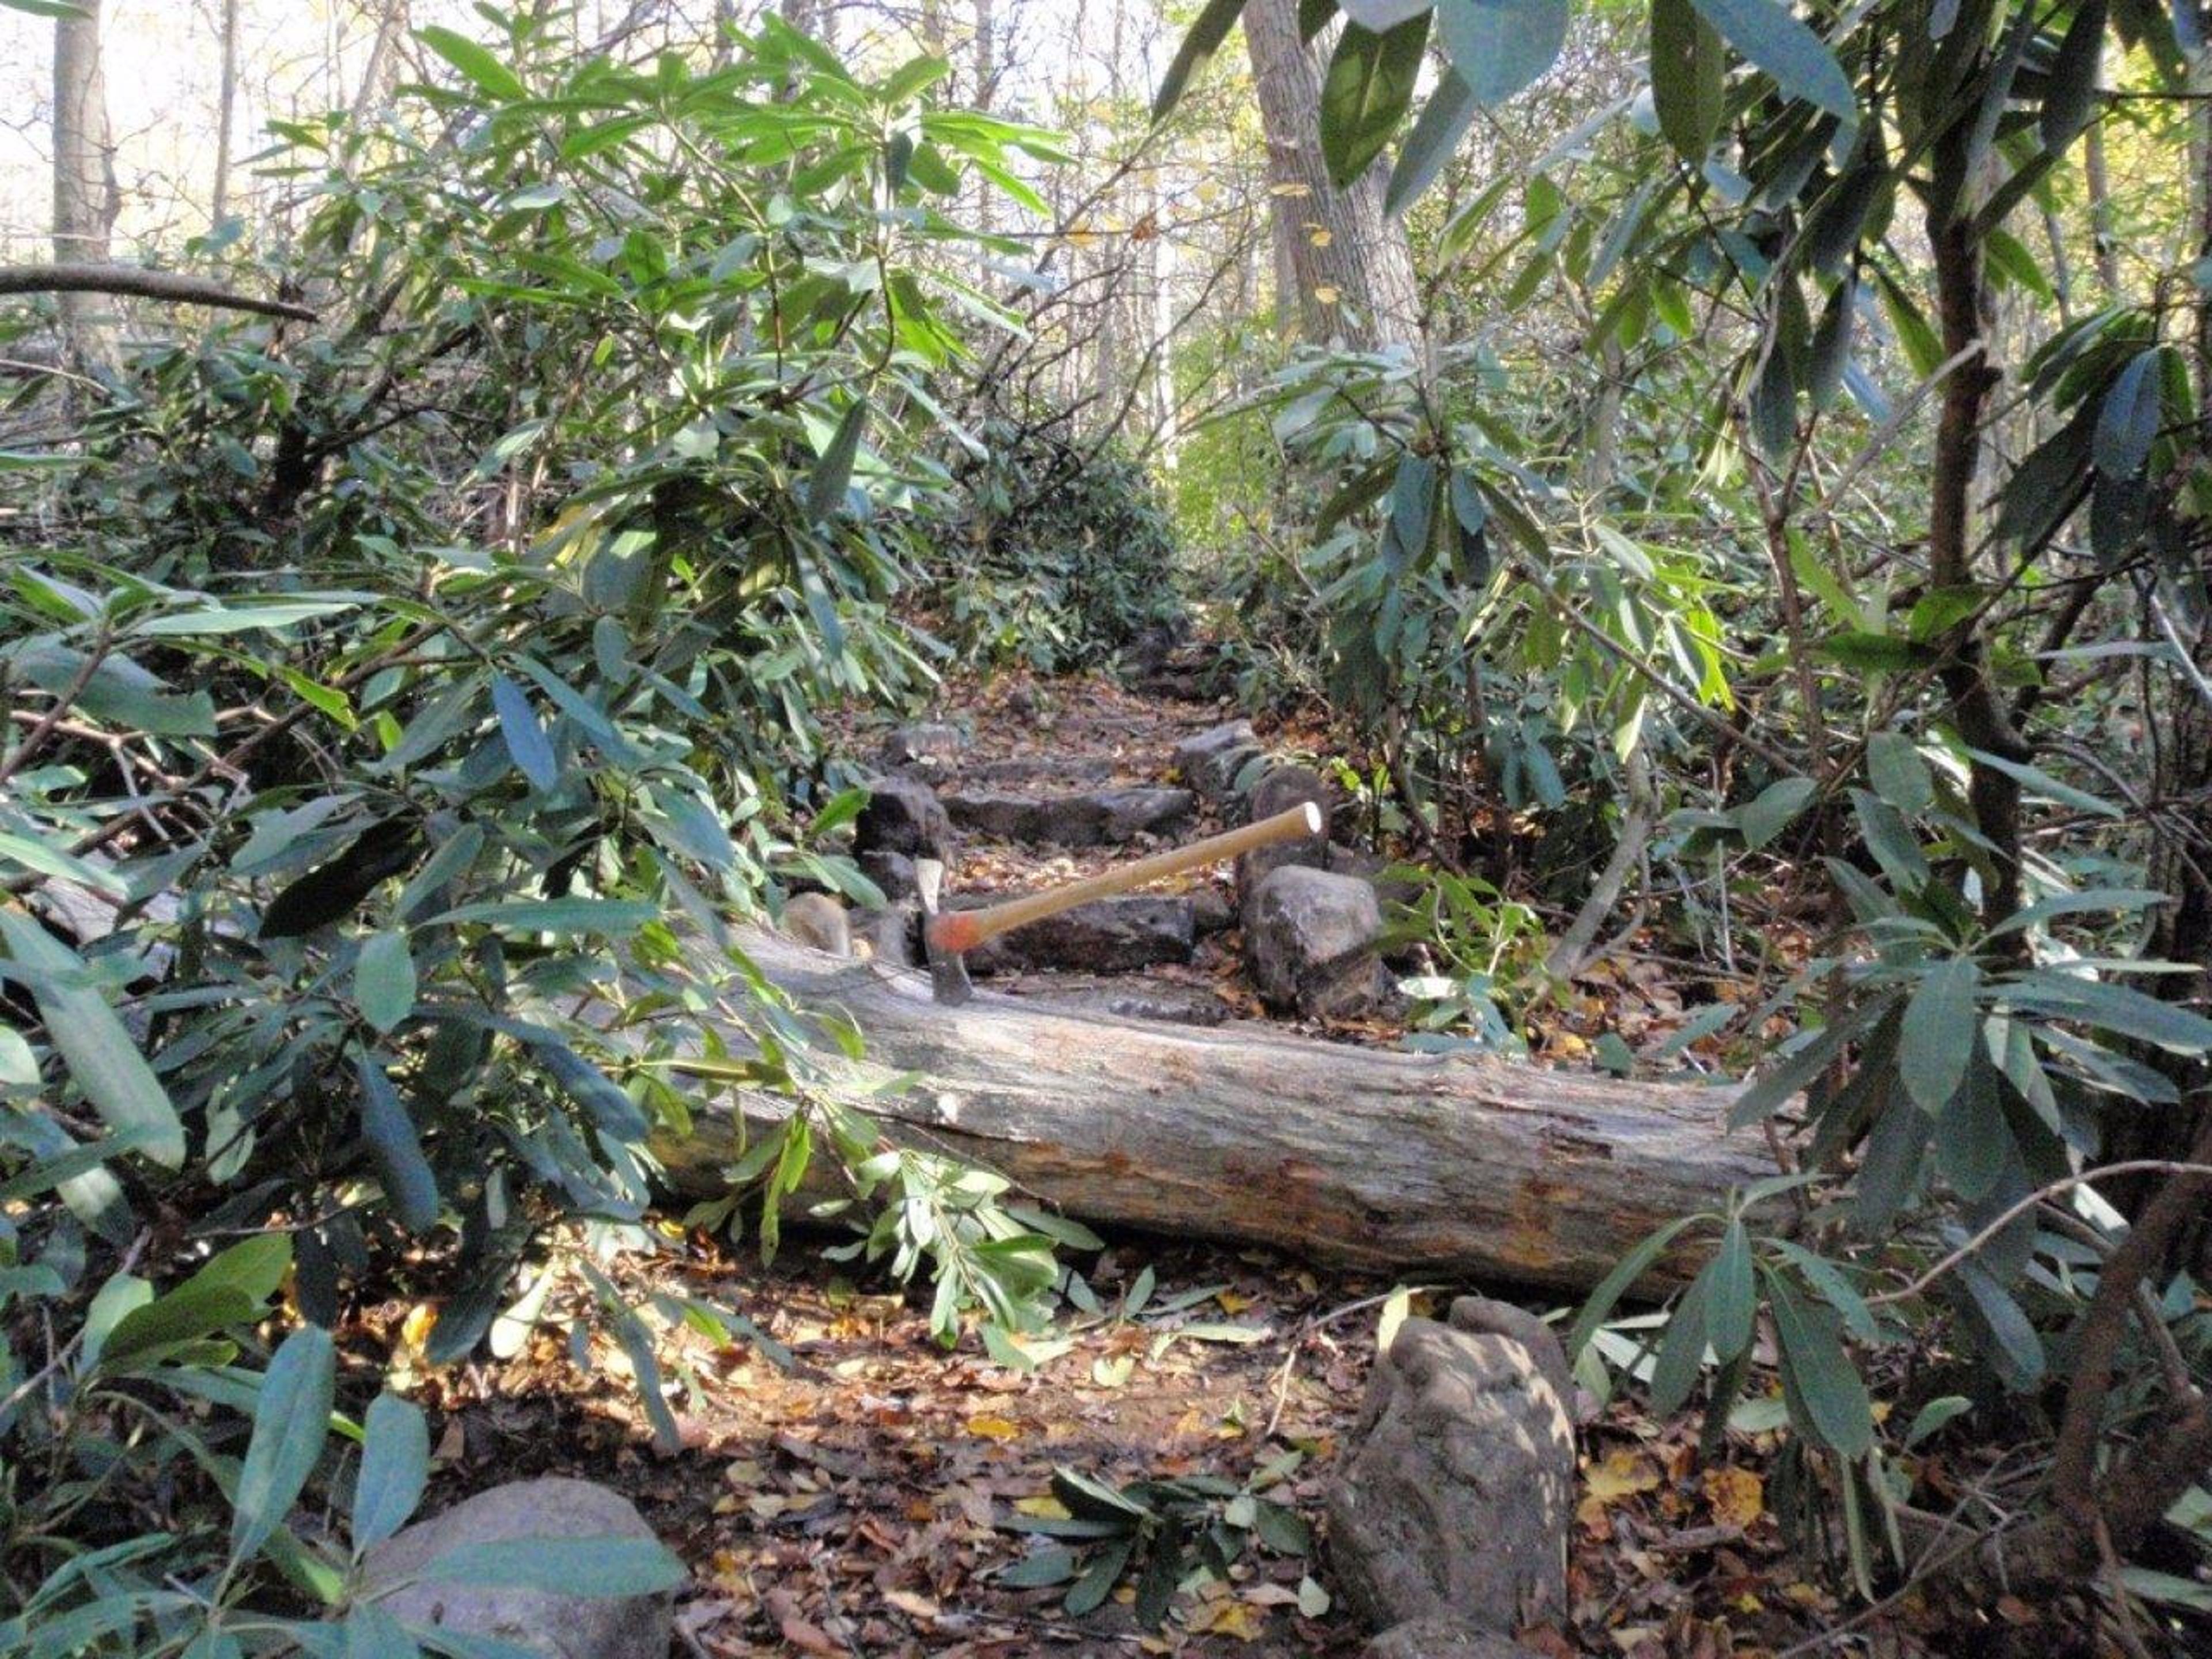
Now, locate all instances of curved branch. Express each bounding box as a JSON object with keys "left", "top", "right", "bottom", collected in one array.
[{"left": 0, "top": 263, "right": 317, "bottom": 324}]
